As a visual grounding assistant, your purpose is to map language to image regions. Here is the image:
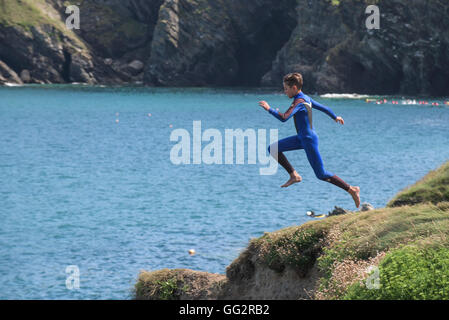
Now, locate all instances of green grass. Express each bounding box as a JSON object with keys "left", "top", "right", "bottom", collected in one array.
[
  {"left": 227, "top": 168, "right": 449, "bottom": 298},
  {"left": 315, "top": 202, "right": 449, "bottom": 298},
  {"left": 245, "top": 221, "right": 332, "bottom": 277},
  {"left": 315, "top": 160, "right": 449, "bottom": 298},
  {"left": 0, "top": 0, "right": 148, "bottom": 52},
  {"left": 0, "top": 0, "right": 47, "bottom": 29},
  {"left": 344, "top": 245, "right": 449, "bottom": 300},
  {"left": 135, "top": 269, "right": 188, "bottom": 300},
  {"left": 156, "top": 278, "right": 178, "bottom": 300},
  {"left": 0, "top": 0, "right": 87, "bottom": 49},
  {"left": 241, "top": 201, "right": 449, "bottom": 299},
  {"left": 388, "top": 161, "right": 449, "bottom": 207}
]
